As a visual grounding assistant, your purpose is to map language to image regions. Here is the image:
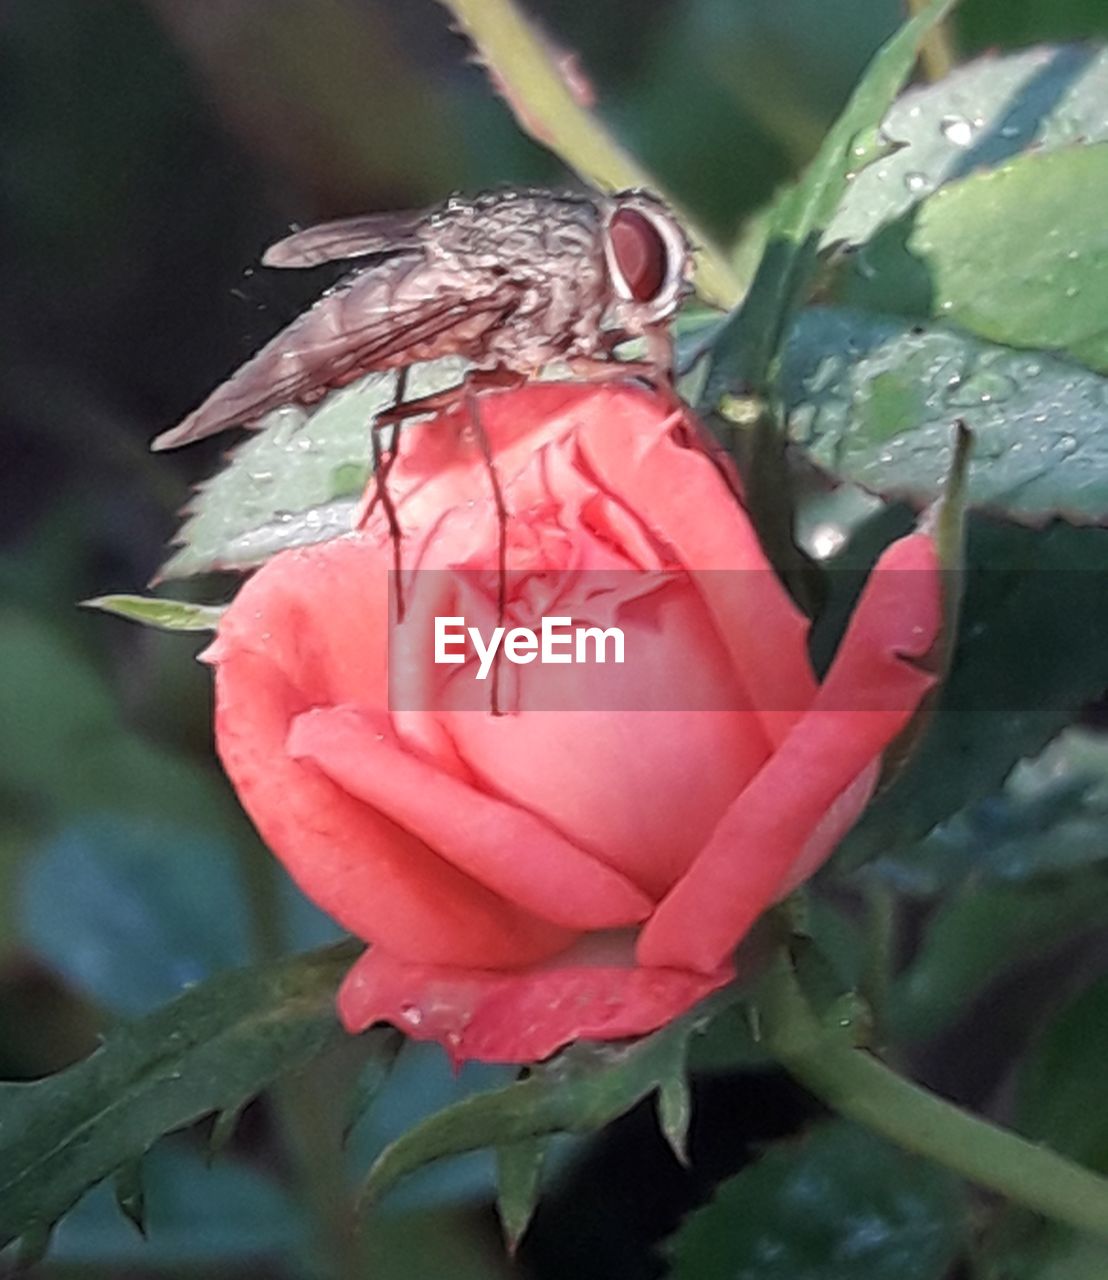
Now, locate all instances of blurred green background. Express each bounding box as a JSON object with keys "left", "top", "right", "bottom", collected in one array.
[{"left": 2, "top": 0, "right": 1106, "bottom": 1276}]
